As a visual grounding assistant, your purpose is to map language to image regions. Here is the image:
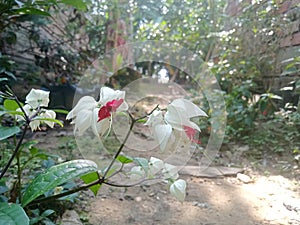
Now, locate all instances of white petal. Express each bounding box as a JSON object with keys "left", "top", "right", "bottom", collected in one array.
[
  {"left": 16, "top": 104, "right": 36, "bottom": 121},
  {"left": 99, "top": 87, "right": 126, "bottom": 105},
  {"left": 91, "top": 108, "right": 110, "bottom": 137},
  {"left": 29, "top": 120, "right": 40, "bottom": 131},
  {"left": 165, "top": 99, "right": 205, "bottom": 132},
  {"left": 185, "top": 120, "right": 201, "bottom": 132},
  {"left": 154, "top": 124, "right": 172, "bottom": 151},
  {"left": 168, "top": 99, "right": 207, "bottom": 118},
  {"left": 74, "top": 109, "right": 93, "bottom": 135},
  {"left": 144, "top": 110, "right": 164, "bottom": 127},
  {"left": 117, "top": 100, "right": 128, "bottom": 112},
  {"left": 26, "top": 89, "right": 50, "bottom": 108},
  {"left": 165, "top": 109, "right": 192, "bottom": 131},
  {"left": 42, "top": 110, "right": 56, "bottom": 128},
  {"left": 148, "top": 157, "right": 165, "bottom": 177},
  {"left": 66, "top": 96, "right": 97, "bottom": 120},
  {"left": 129, "top": 166, "right": 146, "bottom": 180},
  {"left": 163, "top": 163, "right": 179, "bottom": 180},
  {"left": 170, "top": 179, "right": 186, "bottom": 202}
]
